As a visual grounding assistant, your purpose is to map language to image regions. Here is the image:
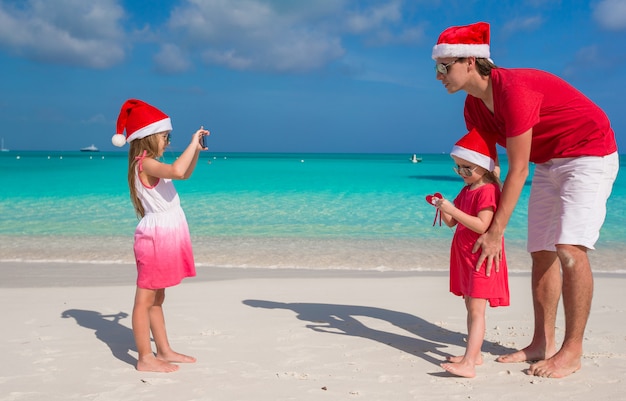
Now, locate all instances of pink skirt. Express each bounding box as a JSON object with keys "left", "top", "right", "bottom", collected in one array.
[{"left": 133, "top": 207, "right": 196, "bottom": 289}]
